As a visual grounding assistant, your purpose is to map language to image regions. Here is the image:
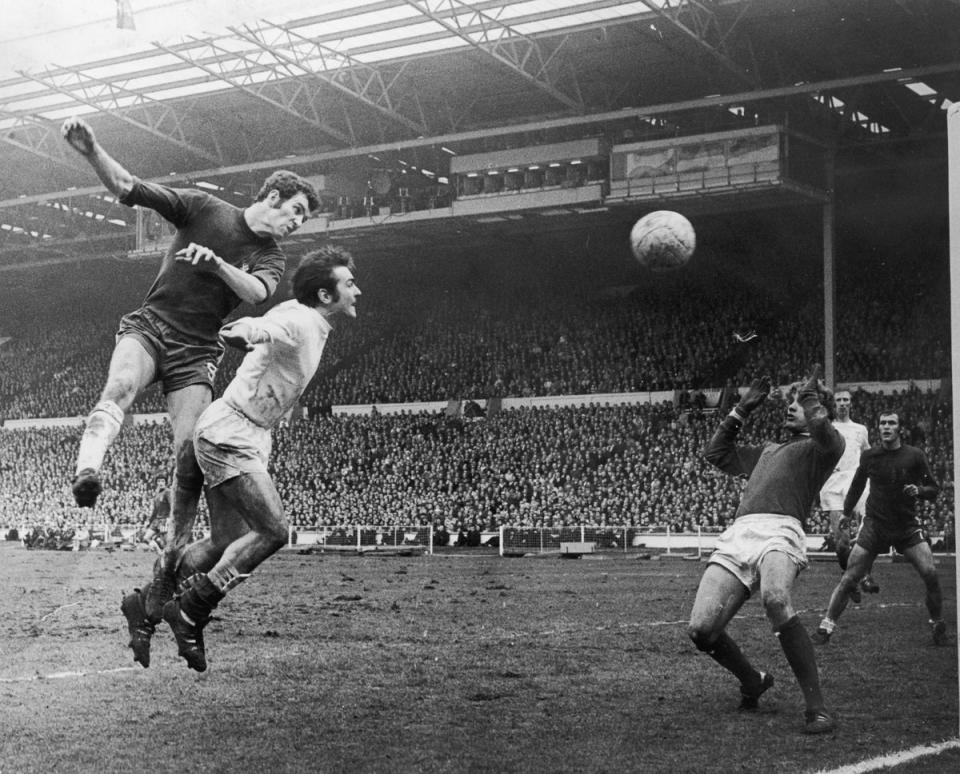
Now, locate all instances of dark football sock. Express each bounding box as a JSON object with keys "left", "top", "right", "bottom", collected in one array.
[
  {"left": 706, "top": 631, "right": 760, "bottom": 688},
  {"left": 179, "top": 574, "right": 224, "bottom": 624},
  {"left": 776, "top": 615, "right": 824, "bottom": 712}
]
